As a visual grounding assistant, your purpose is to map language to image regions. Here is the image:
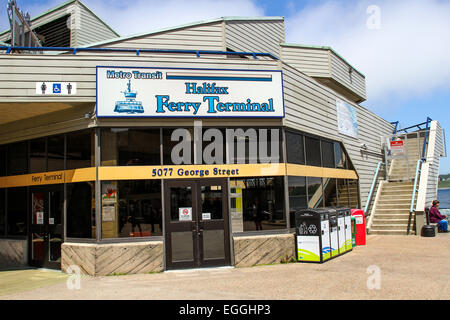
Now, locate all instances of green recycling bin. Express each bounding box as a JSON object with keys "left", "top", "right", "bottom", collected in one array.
[
  {"left": 295, "top": 208, "right": 332, "bottom": 263},
  {"left": 351, "top": 216, "right": 357, "bottom": 248}
]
